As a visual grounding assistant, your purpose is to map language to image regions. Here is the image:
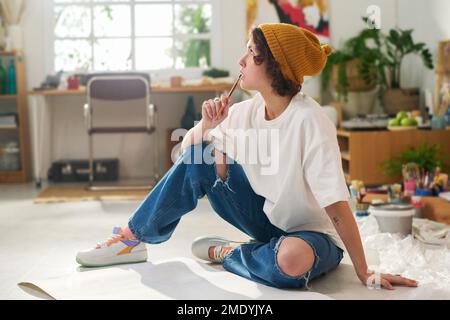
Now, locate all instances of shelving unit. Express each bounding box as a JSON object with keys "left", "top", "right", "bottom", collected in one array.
[
  {"left": 0, "top": 51, "right": 31, "bottom": 183},
  {"left": 337, "top": 129, "right": 450, "bottom": 185}
]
